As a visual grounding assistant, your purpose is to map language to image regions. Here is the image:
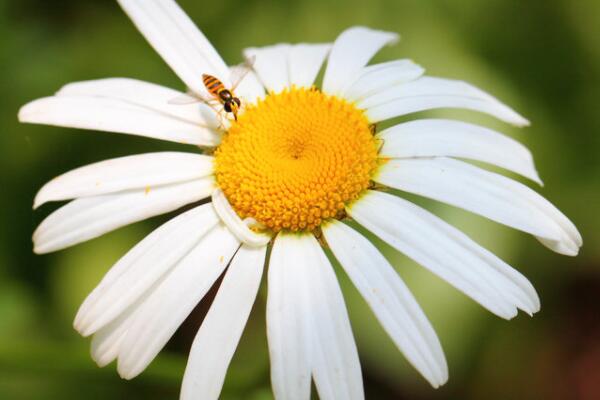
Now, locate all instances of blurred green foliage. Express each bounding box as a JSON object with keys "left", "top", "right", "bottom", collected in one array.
[{"left": 1, "top": 0, "right": 598, "bottom": 399}]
